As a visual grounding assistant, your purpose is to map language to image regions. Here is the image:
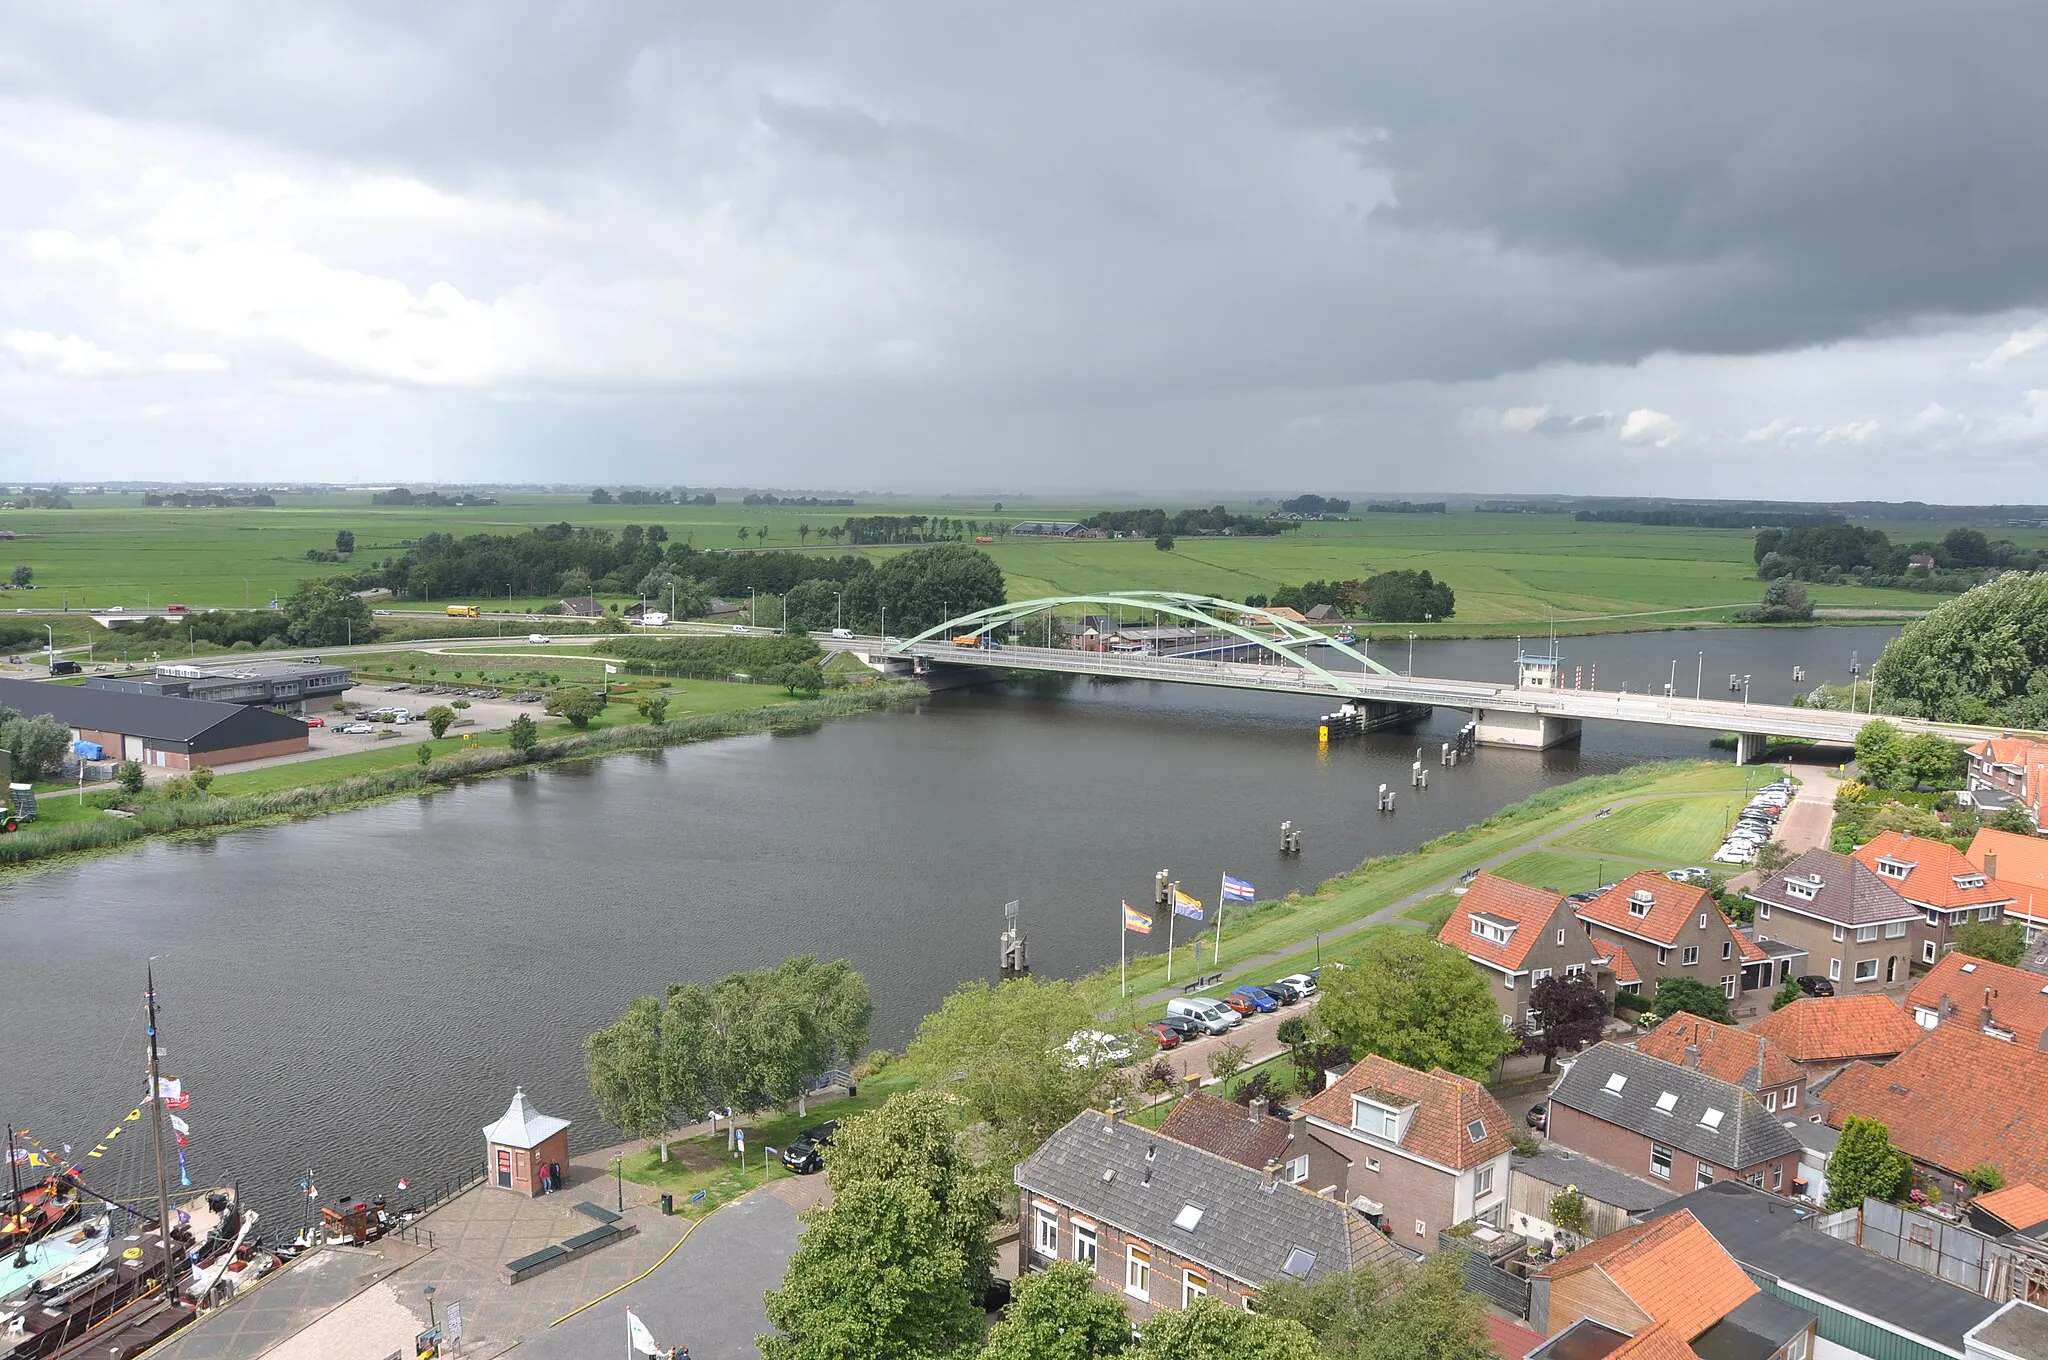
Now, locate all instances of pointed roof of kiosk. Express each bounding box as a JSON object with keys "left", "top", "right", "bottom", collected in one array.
[{"left": 483, "top": 1086, "right": 572, "bottom": 1149}]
